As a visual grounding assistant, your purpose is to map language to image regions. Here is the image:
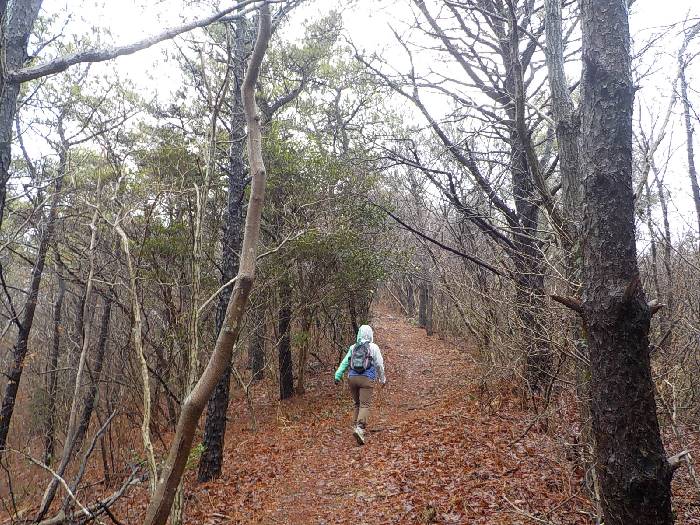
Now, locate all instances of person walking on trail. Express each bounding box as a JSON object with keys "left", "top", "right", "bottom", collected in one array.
[{"left": 334, "top": 324, "right": 386, "bottom": 445}]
